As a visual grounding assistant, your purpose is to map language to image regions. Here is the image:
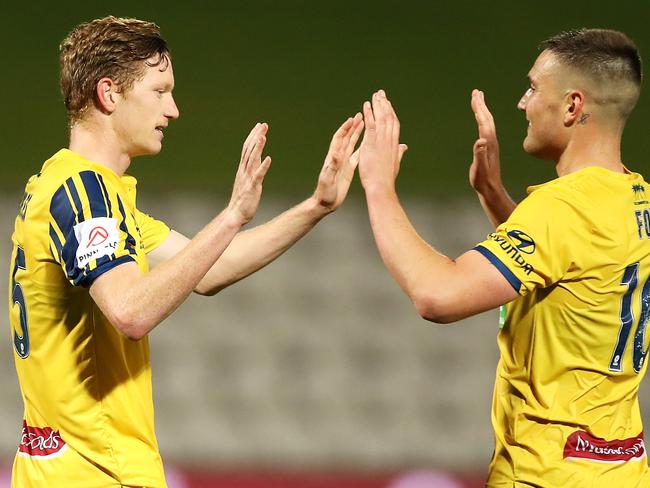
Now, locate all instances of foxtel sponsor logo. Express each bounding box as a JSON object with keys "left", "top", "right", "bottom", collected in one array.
[
  {"left": 563, "top": 430, "right": 646, "bottom": 464},
  {"left": 18, "top": 421, "right": 68, "bottom": 459},
  {"left": 487, "top": 233, "right": 534, "bottom": 275}
]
